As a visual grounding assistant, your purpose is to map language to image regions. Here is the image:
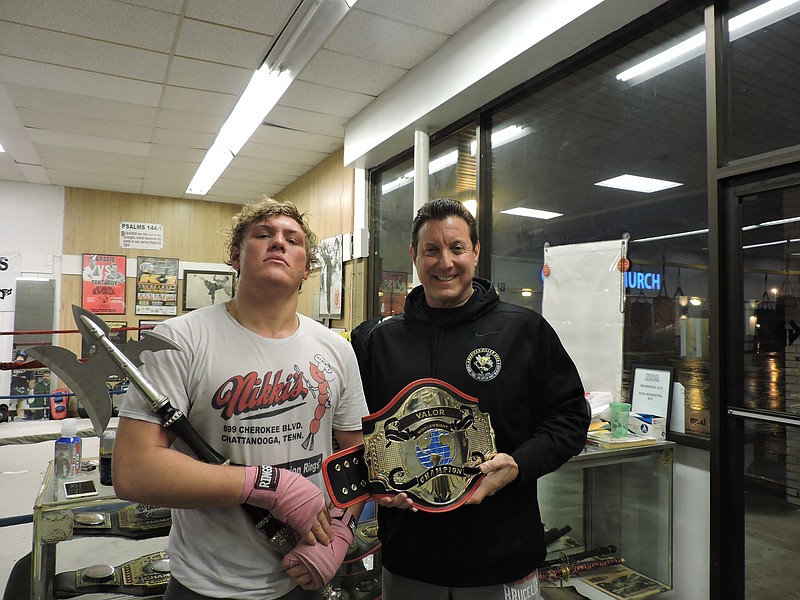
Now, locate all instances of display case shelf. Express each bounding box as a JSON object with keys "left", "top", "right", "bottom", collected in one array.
[
  {"left": 539, "top": 442, "right": 674, "bottom": 600},
  {"left": 30, "top": 459, "right": 168, "bottom": 600}
]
